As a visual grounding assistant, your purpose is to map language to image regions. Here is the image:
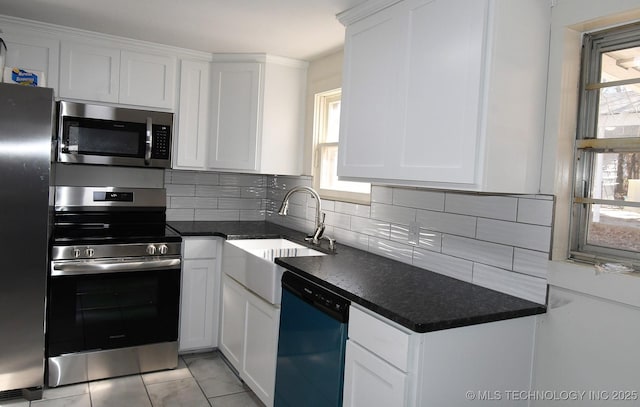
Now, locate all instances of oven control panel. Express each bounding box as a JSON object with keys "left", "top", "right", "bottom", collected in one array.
[{"left": 52, "top": 242, "right": 182, "bottom": 260}]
